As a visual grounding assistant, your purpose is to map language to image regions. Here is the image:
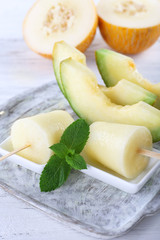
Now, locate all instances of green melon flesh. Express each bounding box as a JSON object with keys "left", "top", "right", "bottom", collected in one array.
[
  {"left": 95, "top": 49, "right": 160, "bottom": 97},
  {"left": 60, "top": 58, "right": 160, "bottom": 142},
  {"left": 100, "top": 79, "right": 157, "bottom": 106},
  {"left": 52, "top": 41, "right": 86, "bottom": 94}
]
